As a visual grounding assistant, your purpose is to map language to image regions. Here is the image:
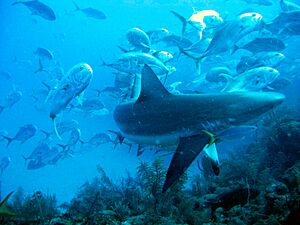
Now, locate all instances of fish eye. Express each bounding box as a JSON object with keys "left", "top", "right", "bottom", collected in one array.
[
  {"left": 79, "top": 65, "right": 84, "bottom": 70},
  {"left": 252, "top": 13, "right": 256, "bottom": 17}
]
